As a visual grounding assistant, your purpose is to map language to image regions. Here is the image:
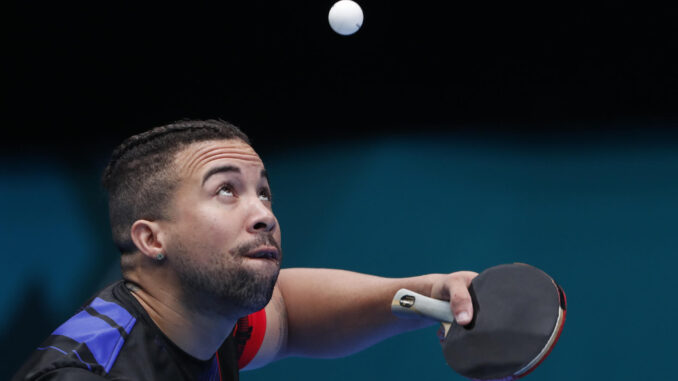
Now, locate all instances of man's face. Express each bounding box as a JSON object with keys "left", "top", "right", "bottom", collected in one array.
[{"left": 161, "top": 139, "right": 282, "bottom": 316}]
